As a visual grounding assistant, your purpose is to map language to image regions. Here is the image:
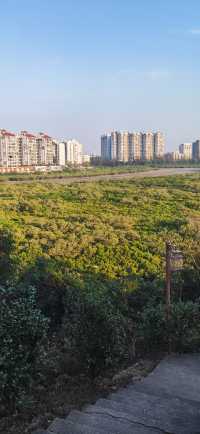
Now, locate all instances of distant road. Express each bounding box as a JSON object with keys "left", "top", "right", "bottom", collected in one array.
[{"left": 6, "top": 167, "right": 200, "bottom": 184}]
